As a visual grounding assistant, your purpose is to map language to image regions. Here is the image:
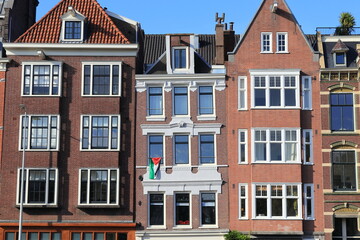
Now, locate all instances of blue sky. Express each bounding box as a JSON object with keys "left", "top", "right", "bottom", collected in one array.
[{"left": 37, "top": 0, "right": 360, "bottom": 34}]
